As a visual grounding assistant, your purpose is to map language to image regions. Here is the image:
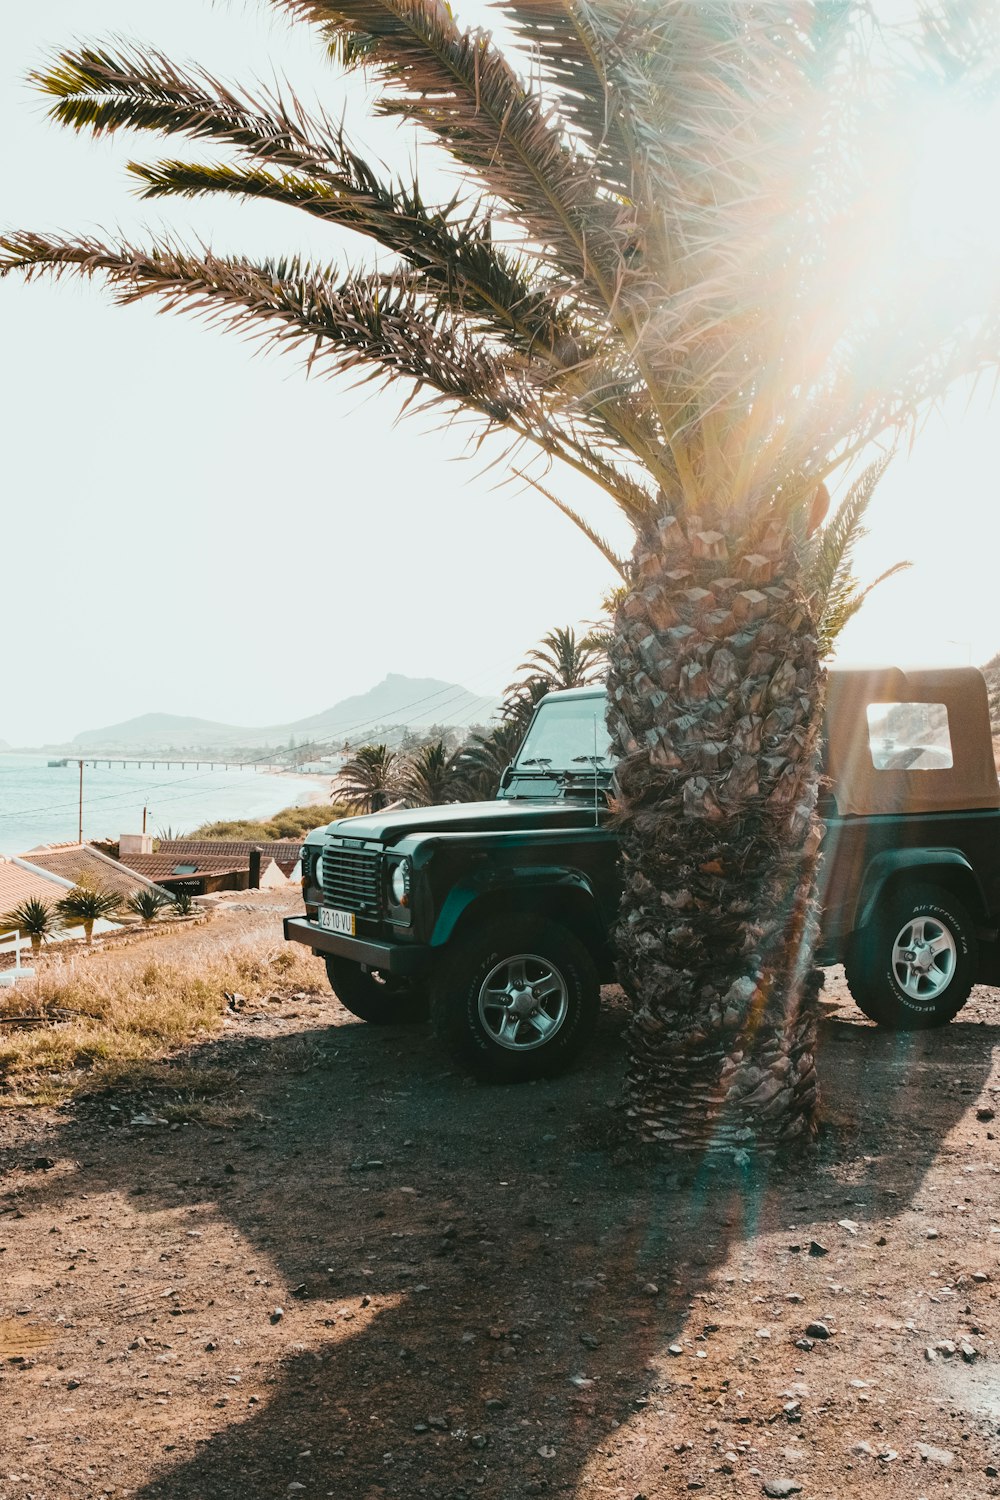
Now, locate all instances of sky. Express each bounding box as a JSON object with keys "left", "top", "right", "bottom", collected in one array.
[{"left": 2, "top": 2, "right": 999, "bottom": 746}]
